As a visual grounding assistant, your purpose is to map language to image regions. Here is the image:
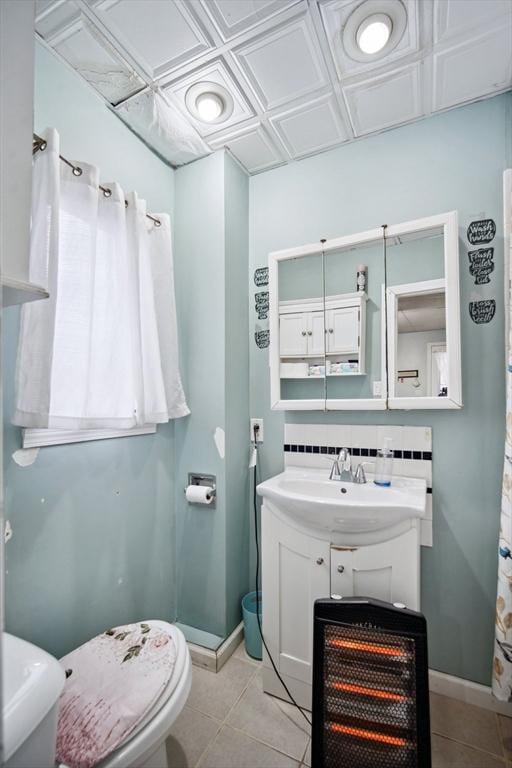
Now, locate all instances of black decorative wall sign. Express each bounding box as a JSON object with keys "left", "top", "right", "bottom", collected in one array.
[
  {"left": 467, "top": 219, "right": 496, "bottom": 245},
  {"left": 469, "top": 299, "right": 496, "bottom": 324},
  {"left": 468, "top": 247, "right": 495, "bottom": 285},
  {"left": 254, "top": 267, "right": 269, "bottom": 287},
  {"left": 255, "top": 291, "right": 269, "bottom": 320},
  {"left": 255, "top": 330, "right": 270, "bottom": 349}
]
